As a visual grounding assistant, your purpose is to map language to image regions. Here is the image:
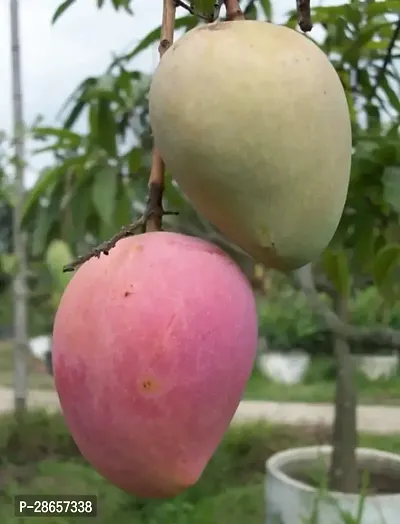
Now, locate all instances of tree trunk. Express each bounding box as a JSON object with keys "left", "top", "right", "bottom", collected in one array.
[
  {"left": 329, "top": 292, "right": 359, "bottom": 492},
  {"left": 10, "top": 0, "right": 29, "bottom": 414}
]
